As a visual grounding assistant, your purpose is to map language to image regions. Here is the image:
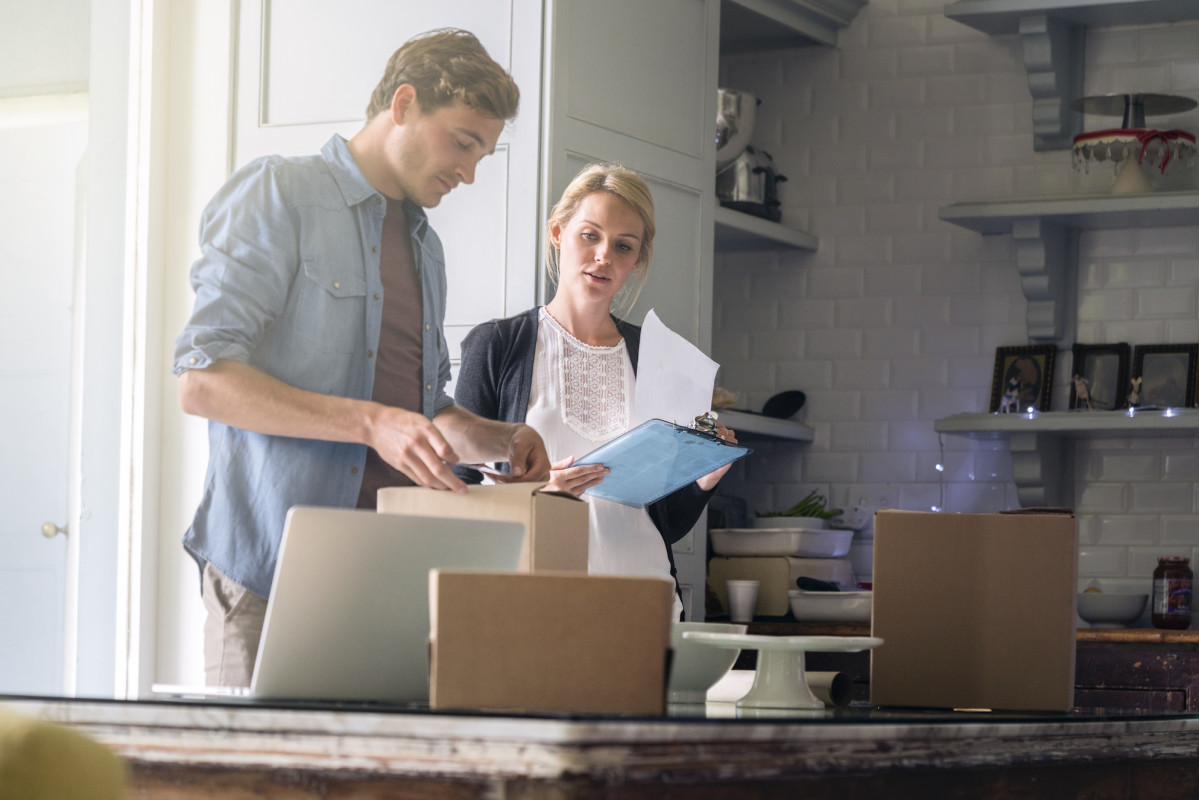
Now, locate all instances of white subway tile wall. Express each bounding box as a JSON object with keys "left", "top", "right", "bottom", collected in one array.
[{"left": 712, "top": 6, "right": 1199, "bottom": 585}]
